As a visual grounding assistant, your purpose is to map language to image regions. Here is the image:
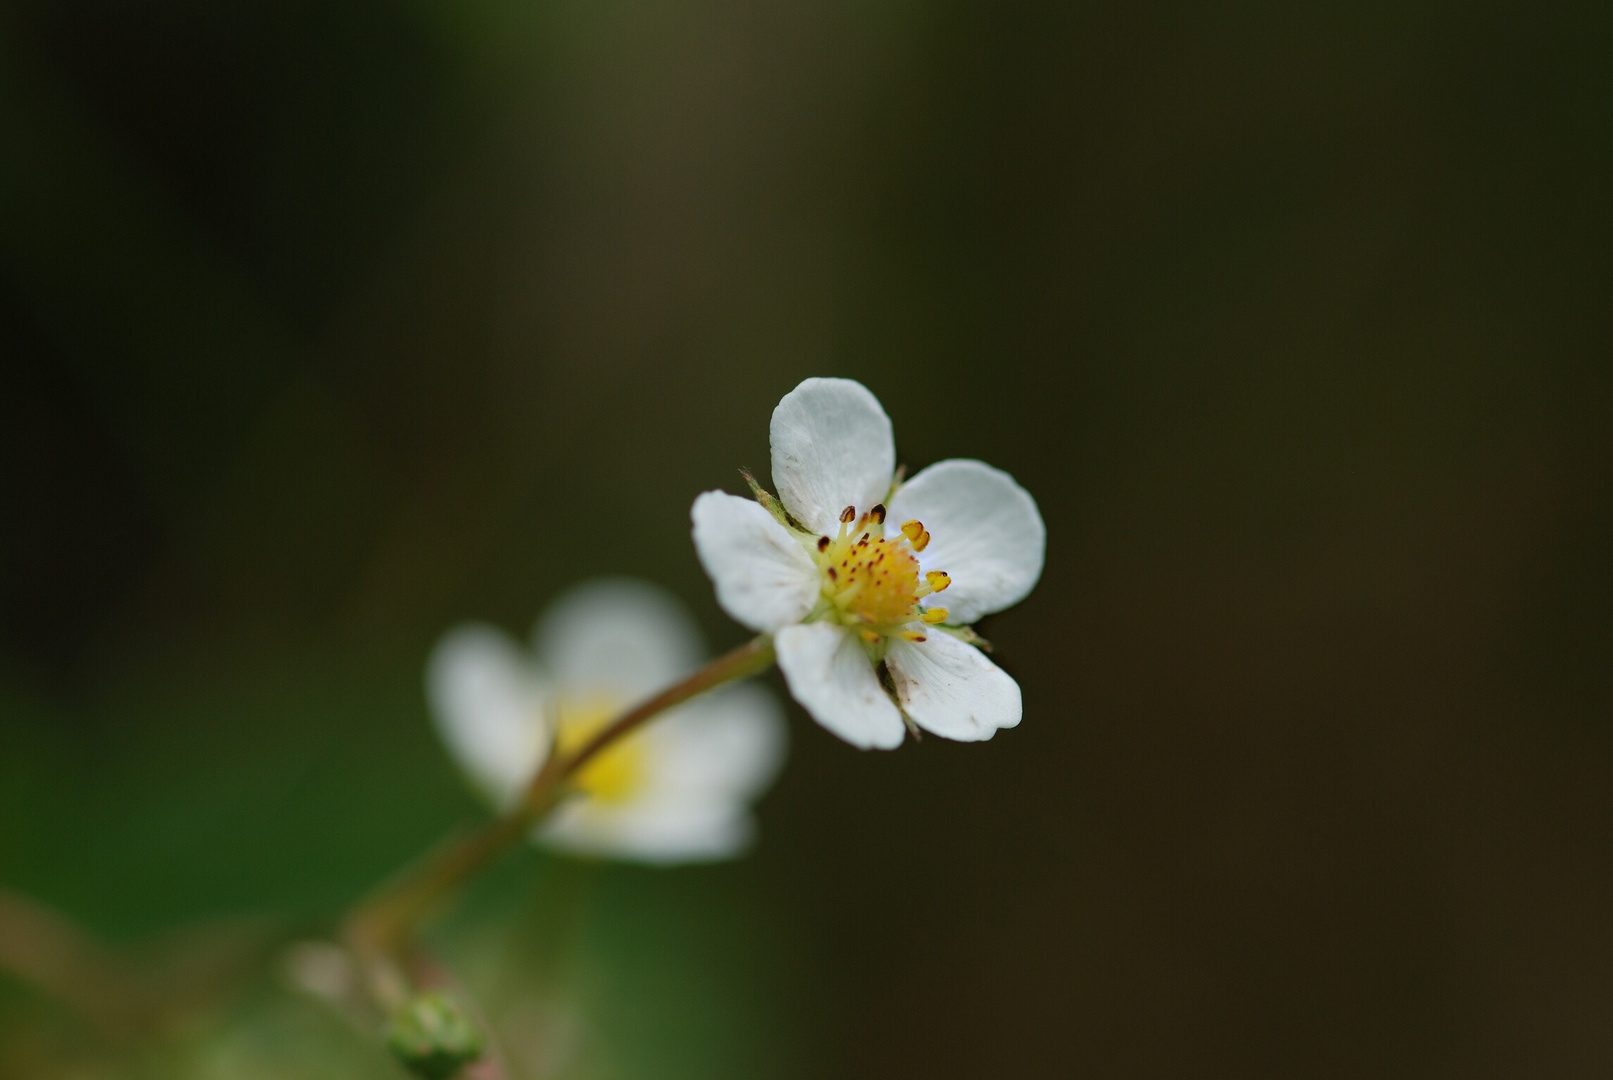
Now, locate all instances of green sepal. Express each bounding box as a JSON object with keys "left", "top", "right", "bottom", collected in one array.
[
  {"left": 874, "top": 659, "right": 921, "bottom": 740},
  {"left": 939, "top": 625, "right": 992, "bottom": 652},
  {"left": 884, "top": 463, "right": 908, "bottom": 504},
  {"left": 740, "top": 468, "right": 809, "bottom": 533}
]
